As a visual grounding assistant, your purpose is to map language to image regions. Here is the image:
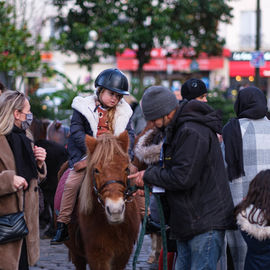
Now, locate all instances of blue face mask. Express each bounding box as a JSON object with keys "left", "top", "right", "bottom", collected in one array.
[{"left": 21, "top": 113, "right": 33, "bottom": 130}]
